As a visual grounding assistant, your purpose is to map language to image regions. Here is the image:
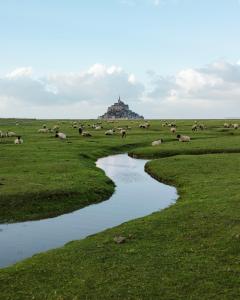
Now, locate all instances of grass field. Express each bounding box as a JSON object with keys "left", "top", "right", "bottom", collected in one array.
[{"left": 0, "top": 118, "right": 240, "bottom": 299}]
